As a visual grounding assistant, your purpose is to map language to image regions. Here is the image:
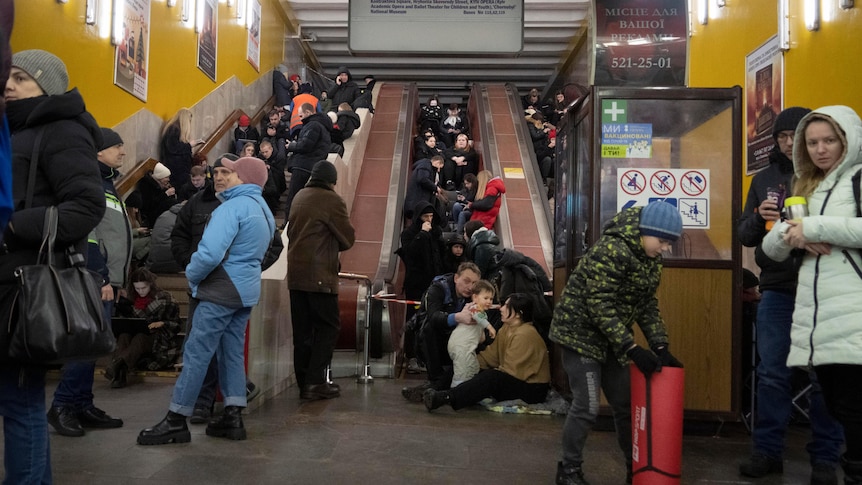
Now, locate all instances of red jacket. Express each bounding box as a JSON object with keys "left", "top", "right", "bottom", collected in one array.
[{"left": 470, "top": 176, "right": 506, "bottom": 229}]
